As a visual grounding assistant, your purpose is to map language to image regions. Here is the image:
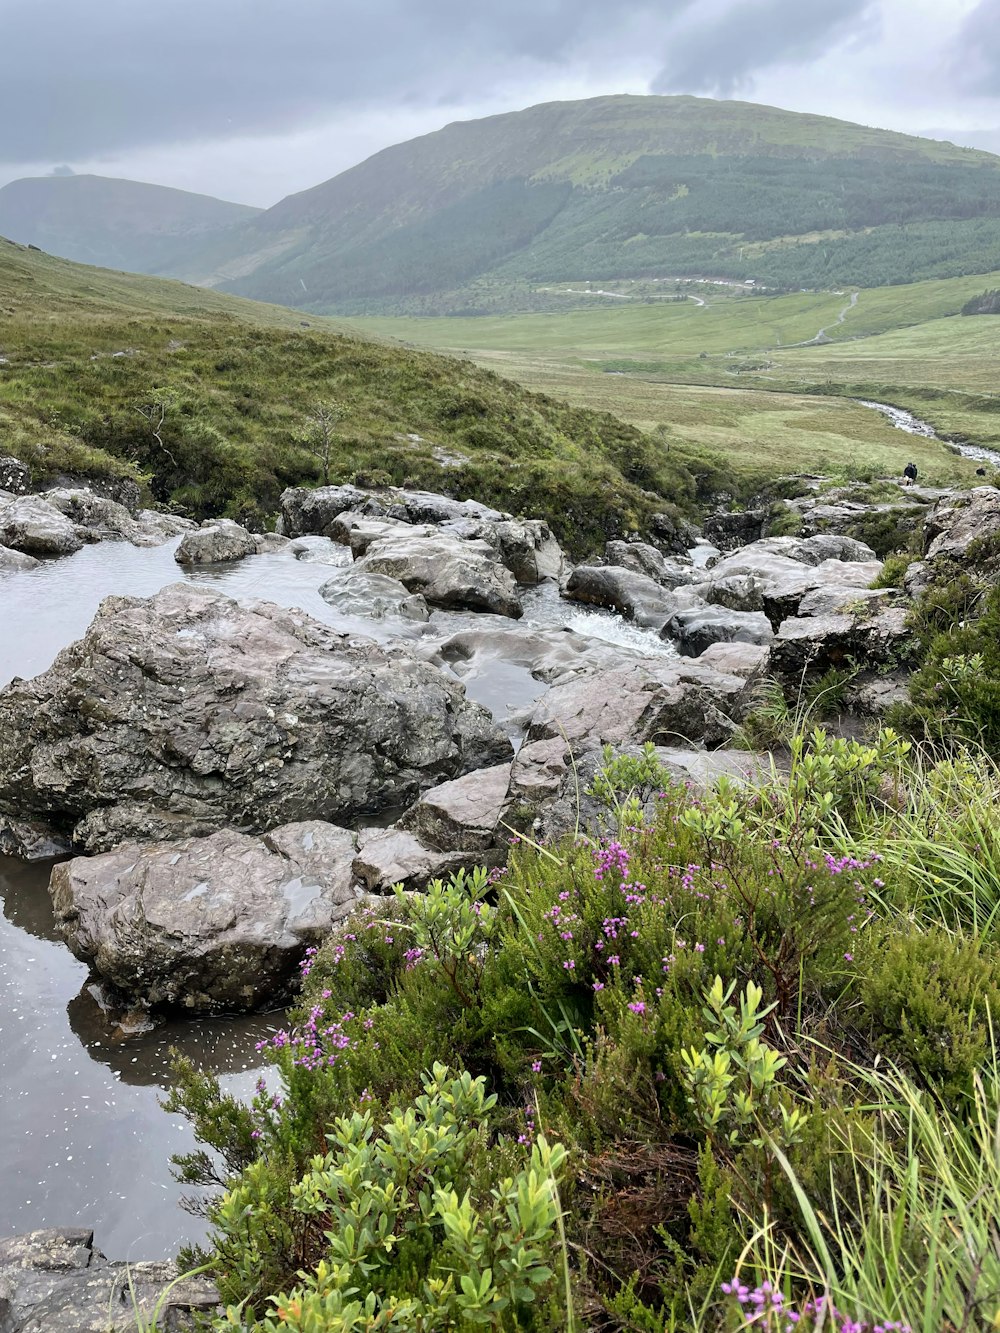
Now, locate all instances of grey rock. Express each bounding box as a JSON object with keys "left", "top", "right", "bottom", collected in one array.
[
  {"left": 845, "top": 673, "right": 911, "bottom": 717},
  {"left": 277, "top": 484, "right": 387, "bottom": 536},
  {"left": 352, "top": 828, "right": 480, "bottom": 893},
  {"left": 703, "top": 508, "right": 769, "bottom": 551},
  {"left": 771, "top": 607, "right": 911, "bottom": 686},
  {"left": 399, "top": 762, "right": 513, "bottom": 852},
  {"left": 0, "top": 495, "right": 85, "bottom": 555},
  {"left": 696, "top": 642, "right": 771, "bottom": 680},
  {"left": 0, "top": 583, "right": 512, "bottom": 852},
  {"left": 0, "top": 817, "right": 71, "bottom": 861},
  {"left": 603, "top": 540, "right": 695, "bottom": 589},
  {"left": 564, "top": 564, "right": 701, "bottom": 628},
  {"left": 174, "top": 518, "right": 258, "bottom": 564},
  {"left": 319, "top": 570, "right": 430, "bottom": 622},
  {"left": 255, "top": 532, "right": 291, "bottom": 554},
  {"left": 0, "top": 545, "right": 40, "bottom": 572},
  {"left": 903, "top": 560, "right": 934, "bottom": 598},
  {"left": 49, "top": 821, "right": 362, "bottom": 1012},
  {"left": 0, "top": 1227, "right": 218, "bottom": 1333},
  {"left": 288, "top": 535, "right": 353, "bottom": 566},
  {"left": 478, "top": 518, "right": 565, "bottom": 584},
  {"left": 41, "top": 489, "right": 151, "bottom": 546},
  {"left": 356, "top": 530, "right": 522, "bottom": 618},
  {"left": 924, "top": 487, "right": 1000, "bottom": 563},
  {"left": 796, "top": 585, "right": 894, "bottom": 618},
  {"left": 330, "top": 513, "right": 432, "bottom": 558},
  {"left": 666, "top": 607, "right": 774, "bottom": 656}
]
